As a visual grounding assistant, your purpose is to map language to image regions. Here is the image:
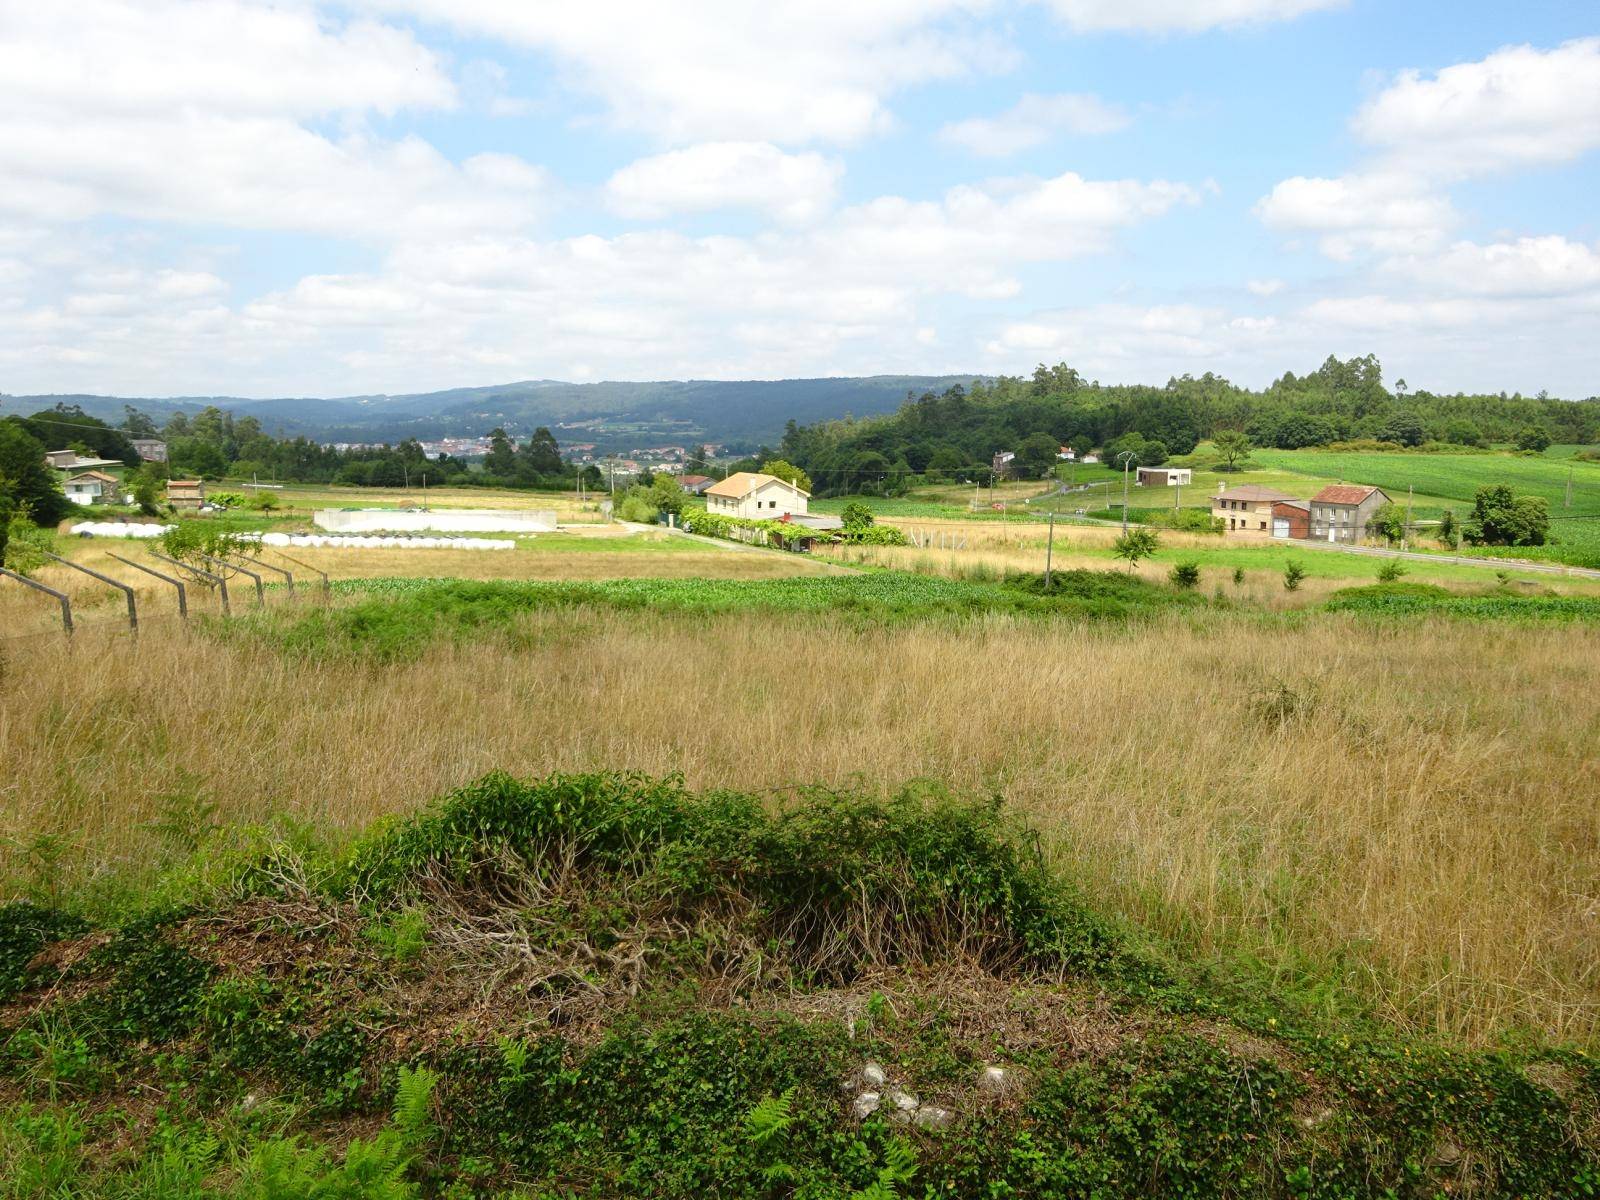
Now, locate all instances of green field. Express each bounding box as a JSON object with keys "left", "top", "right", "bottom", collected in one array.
[
  {"left": 818, "top": 446, "right": 1600, "bottom": 568},
  {"left": 1255, "top": 447, "right": 1600, "bottom": 564}
]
